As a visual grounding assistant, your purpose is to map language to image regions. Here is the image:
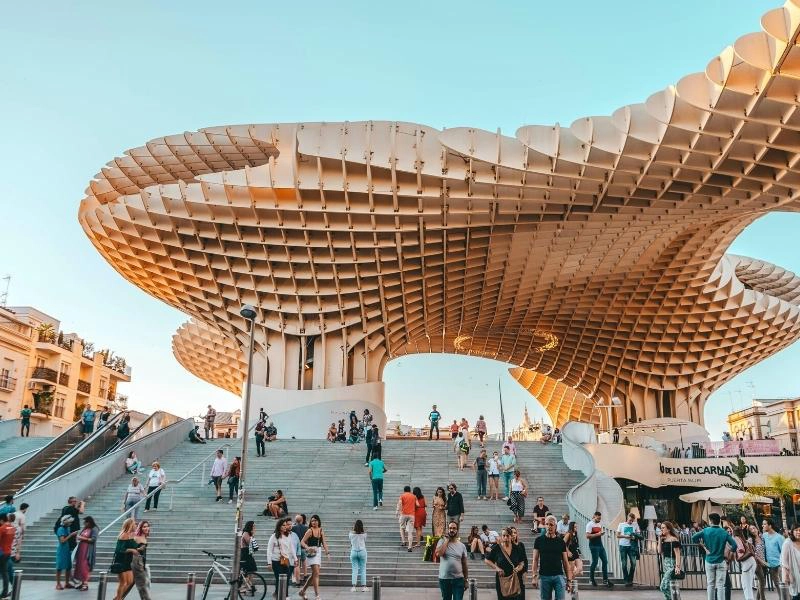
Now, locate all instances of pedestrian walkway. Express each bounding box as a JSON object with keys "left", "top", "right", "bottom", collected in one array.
[{"left": 15, "top": 579, "right": 748, "bottom": 599}]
